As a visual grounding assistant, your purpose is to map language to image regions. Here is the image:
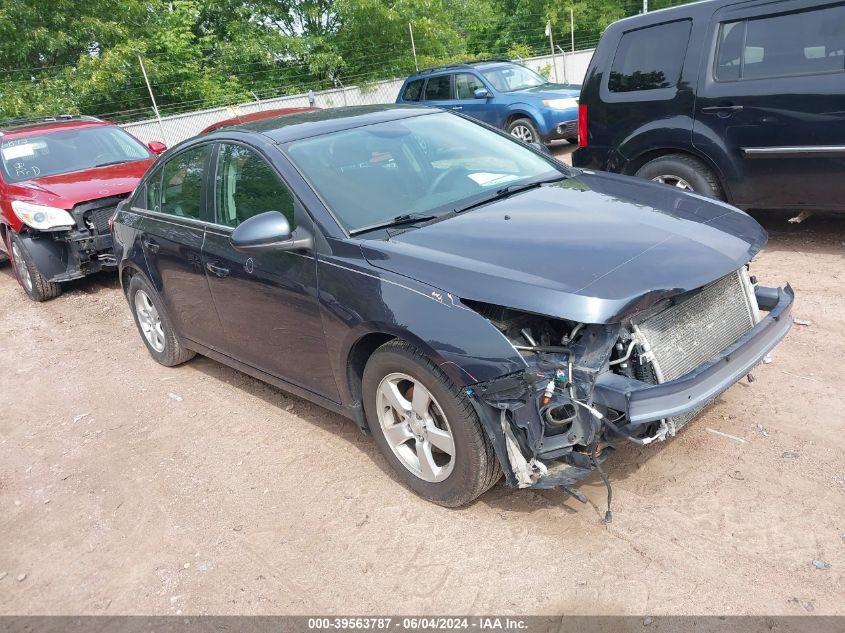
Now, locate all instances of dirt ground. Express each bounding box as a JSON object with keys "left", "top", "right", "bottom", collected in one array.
[{"left": 1, "top": 151, "right": 843, "bottom": 615}]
